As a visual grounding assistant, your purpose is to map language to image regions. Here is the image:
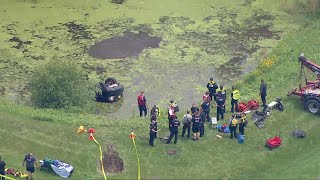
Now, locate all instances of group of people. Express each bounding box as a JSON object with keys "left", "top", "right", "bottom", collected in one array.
[
  {"left": 137, "top": 78, "right": 268, "bottom": 146},
  {"left": 0, "top": 153, "right": 37, "bottom": 180}
]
